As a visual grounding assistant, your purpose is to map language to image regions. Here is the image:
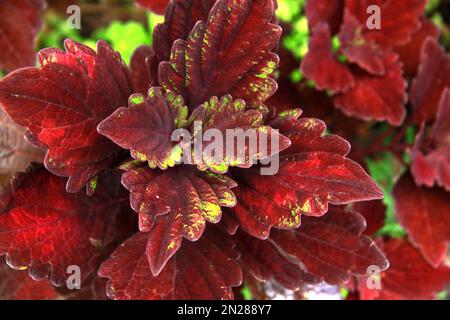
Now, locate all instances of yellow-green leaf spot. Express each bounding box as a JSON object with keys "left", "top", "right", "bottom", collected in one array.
[
  {"left": 219, "top": 191, "right": 237, "bottom": 207},
  {"left": 167, "top": 240, "right": 176, "bottom": 251},
  {"left": 201, "top": 201, "right": 222, "bottom": 223},
  {"left": 134, "top": 151, "right": 147, "bottom": 162},
  {"left": 89, "top": 176, "right": 98, "bottom": 192},
  {"left": 300, "top": 199, "right": 312, "bottom": 213},
  {"left": 278, "top": 108, "right": 302, "bottom": 119},
  {"left": 129, "top": 94, "right": 145, "bottom": 107}
]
